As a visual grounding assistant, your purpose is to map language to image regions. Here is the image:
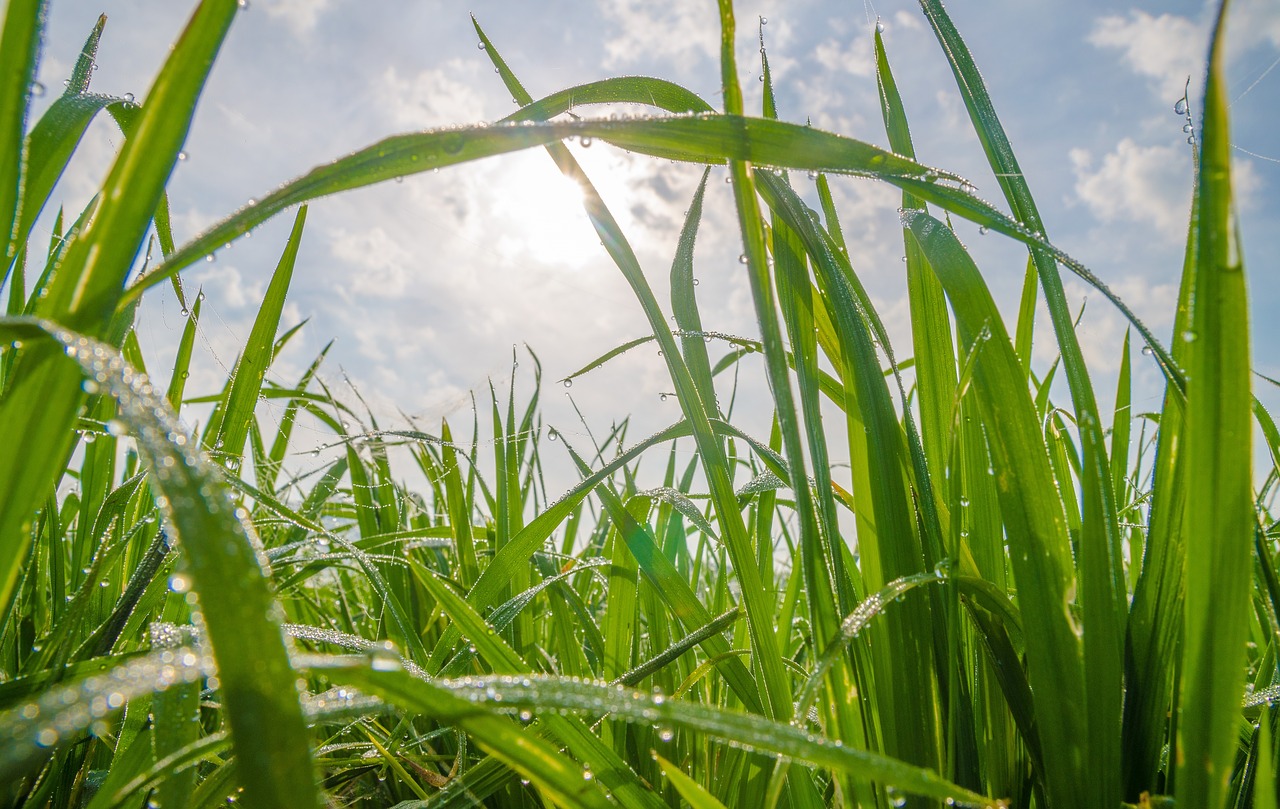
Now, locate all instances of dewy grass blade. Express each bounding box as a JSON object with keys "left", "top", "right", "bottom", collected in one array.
[
  {"left": 1176, "top": 4, "right": 1254, "bottom": 808},
  {"left": 0, "top": 318, "right": 321, "bottom": 809},
  {"left": 315, "top": 667, "right": 999, "bottom": 808},
  {"left": 0, "top": 0, "right": 46, "bottom": 274},
  {"left": 903, "top": 209, "right": 1084, "bottom": 806},
  {"left": 213, "top": 206, "right": 306, "bottom": 465},
  {"left": 917, "top": 5, "right": 1126, "bottom": 804},
  {"left": 0, "top": 0, "right": 240, "bottom": 618}
]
